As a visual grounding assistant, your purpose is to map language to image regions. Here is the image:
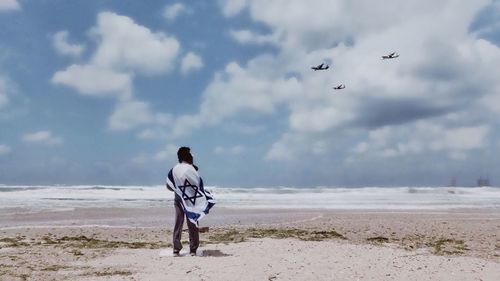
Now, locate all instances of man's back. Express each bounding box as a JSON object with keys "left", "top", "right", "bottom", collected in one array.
[{"left": 168, "top": 162, "right": 200, "bottom": 194}]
